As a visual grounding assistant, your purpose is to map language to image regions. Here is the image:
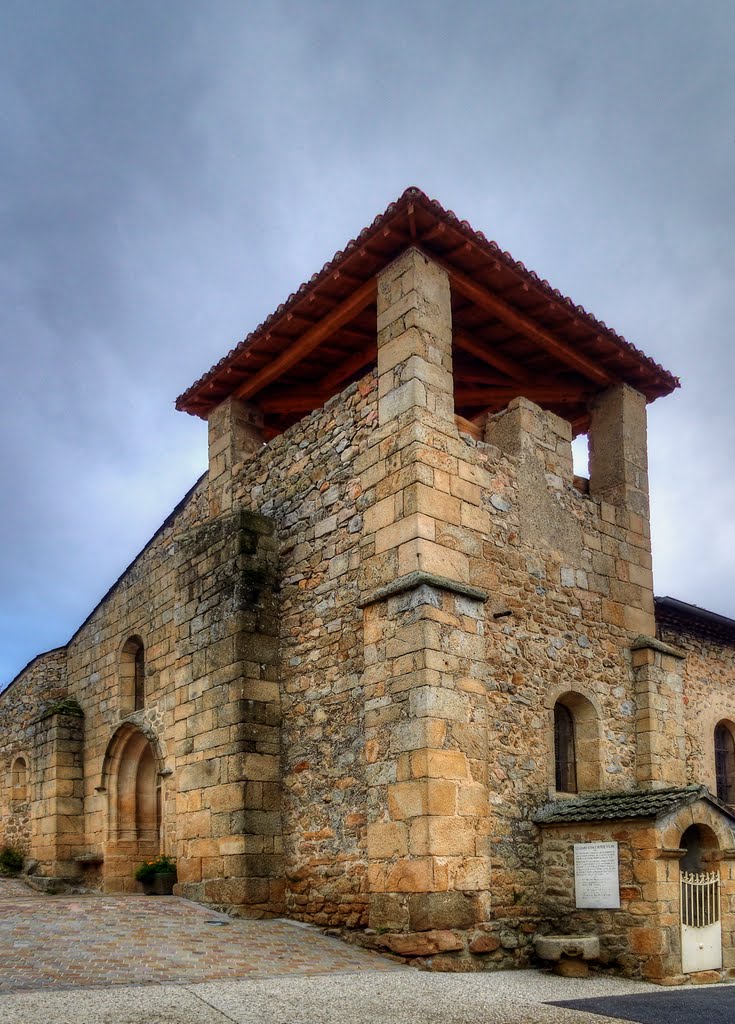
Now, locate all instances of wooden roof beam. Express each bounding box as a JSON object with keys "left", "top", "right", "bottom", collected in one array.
[
  {"left": 233, "top": 277, "right": 377, "bottom": 402},
  {"left": 260, "top": 391, "right": 332, "bottom": 413},
  {"left": 455, "top": 414, "right": 482, "bottom": 440},
  {"left": 441, "top": 260, "right": 613, "bottom": 387},
  {"left": 454, "top": 330, "right": 532, "bottom": 383},
  {"left": 457, "top": 386, "right": 592, "bottom": 405},
  {"left": 454, "top": 370, "right": 525, "bottom": 387},
  {"left": 318, "top": 340, "right": 376, "bottom": 391}
]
